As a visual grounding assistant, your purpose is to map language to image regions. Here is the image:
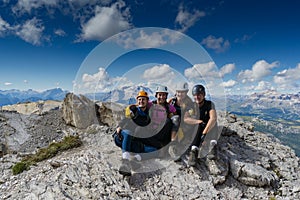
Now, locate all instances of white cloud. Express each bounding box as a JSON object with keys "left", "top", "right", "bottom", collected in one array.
[
  {"left": 142, "top": 64, "right": 176, "bottom": 83},
  {"left": 234, "top": 34, "right": 255, "bottom": 43},
  {"left": 82, "top": 67, "right": 110, "bottom": 91},
  {"left": 0, "top": 16, "right": 12, "bottom": 36},
  {"left": 274, "top": 63, "right": 300, "bottom": 90},
  {"left": 220, "top": 80, "right": 237, "bottom": 88},
  {"left": 15, "top": 18, "right": 45, "bottom": 45},
  {"left": 201, "top": 35, "right": 230, "bottom": 53},
  {"left": 12, "top": 0, "right": 59, "bottom": 14},
  {"left": 4, "top": 82, "right": 12, "bottom": 86},
  {"left": 115, "top": 29, "right": 169, "bottom": 49},
  {"left": 114, "top": 29, "right": 184, "bottom": 49},
  {"left": 184, "top": 62, "right": 234, "bottom": 80},
  {"left": 175, "top": 5, "right": 205, "bottom": 32},
  {"left": 254, "top": 81, "right": 273, "bottom": 91},
  {"left": 238, "top": 60, "right": 279, "bottom": 83},
  {"left": 81, "top": 67, "right": 133, "bottom": 93},
  {"left": 184, "top": 62, "right": 220, "bottom": 79},
  {"left": 79, "top": 1, "right": 131, "bottom": 41},
  {"left": 219, "top": 63, "right": 235, "bottom": 77},
  {"left": 54, "top": 29, "right": 66, "bottom": 36},
  {"left": 66, "top": 0, "right": 103, "bottom": 8}
]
